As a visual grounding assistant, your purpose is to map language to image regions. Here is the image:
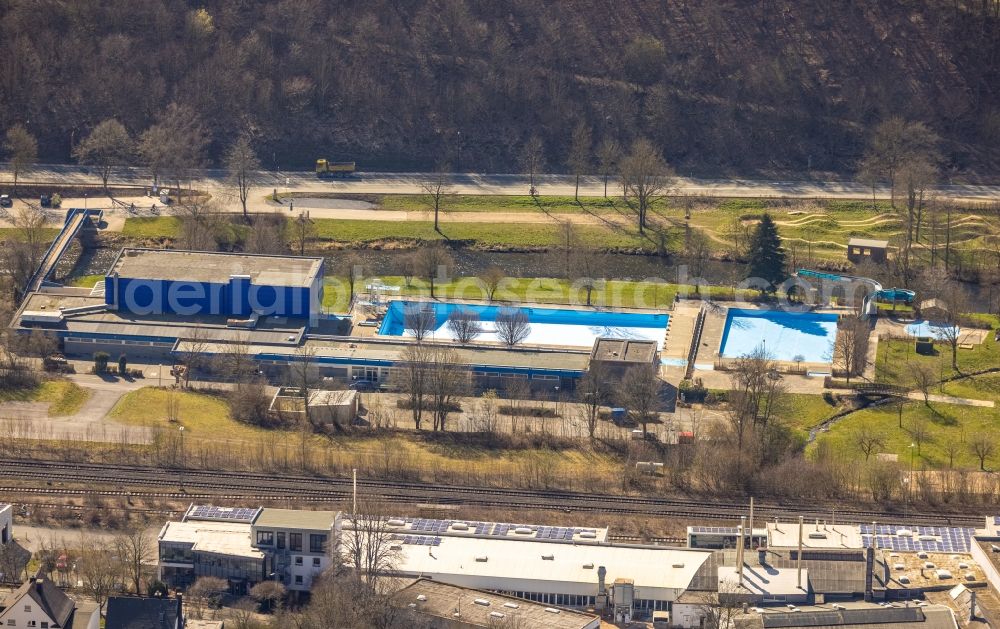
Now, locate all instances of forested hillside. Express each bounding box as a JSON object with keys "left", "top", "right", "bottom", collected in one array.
[{"left": 1, "top": 0, "right": 998, "bottom": 175}]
